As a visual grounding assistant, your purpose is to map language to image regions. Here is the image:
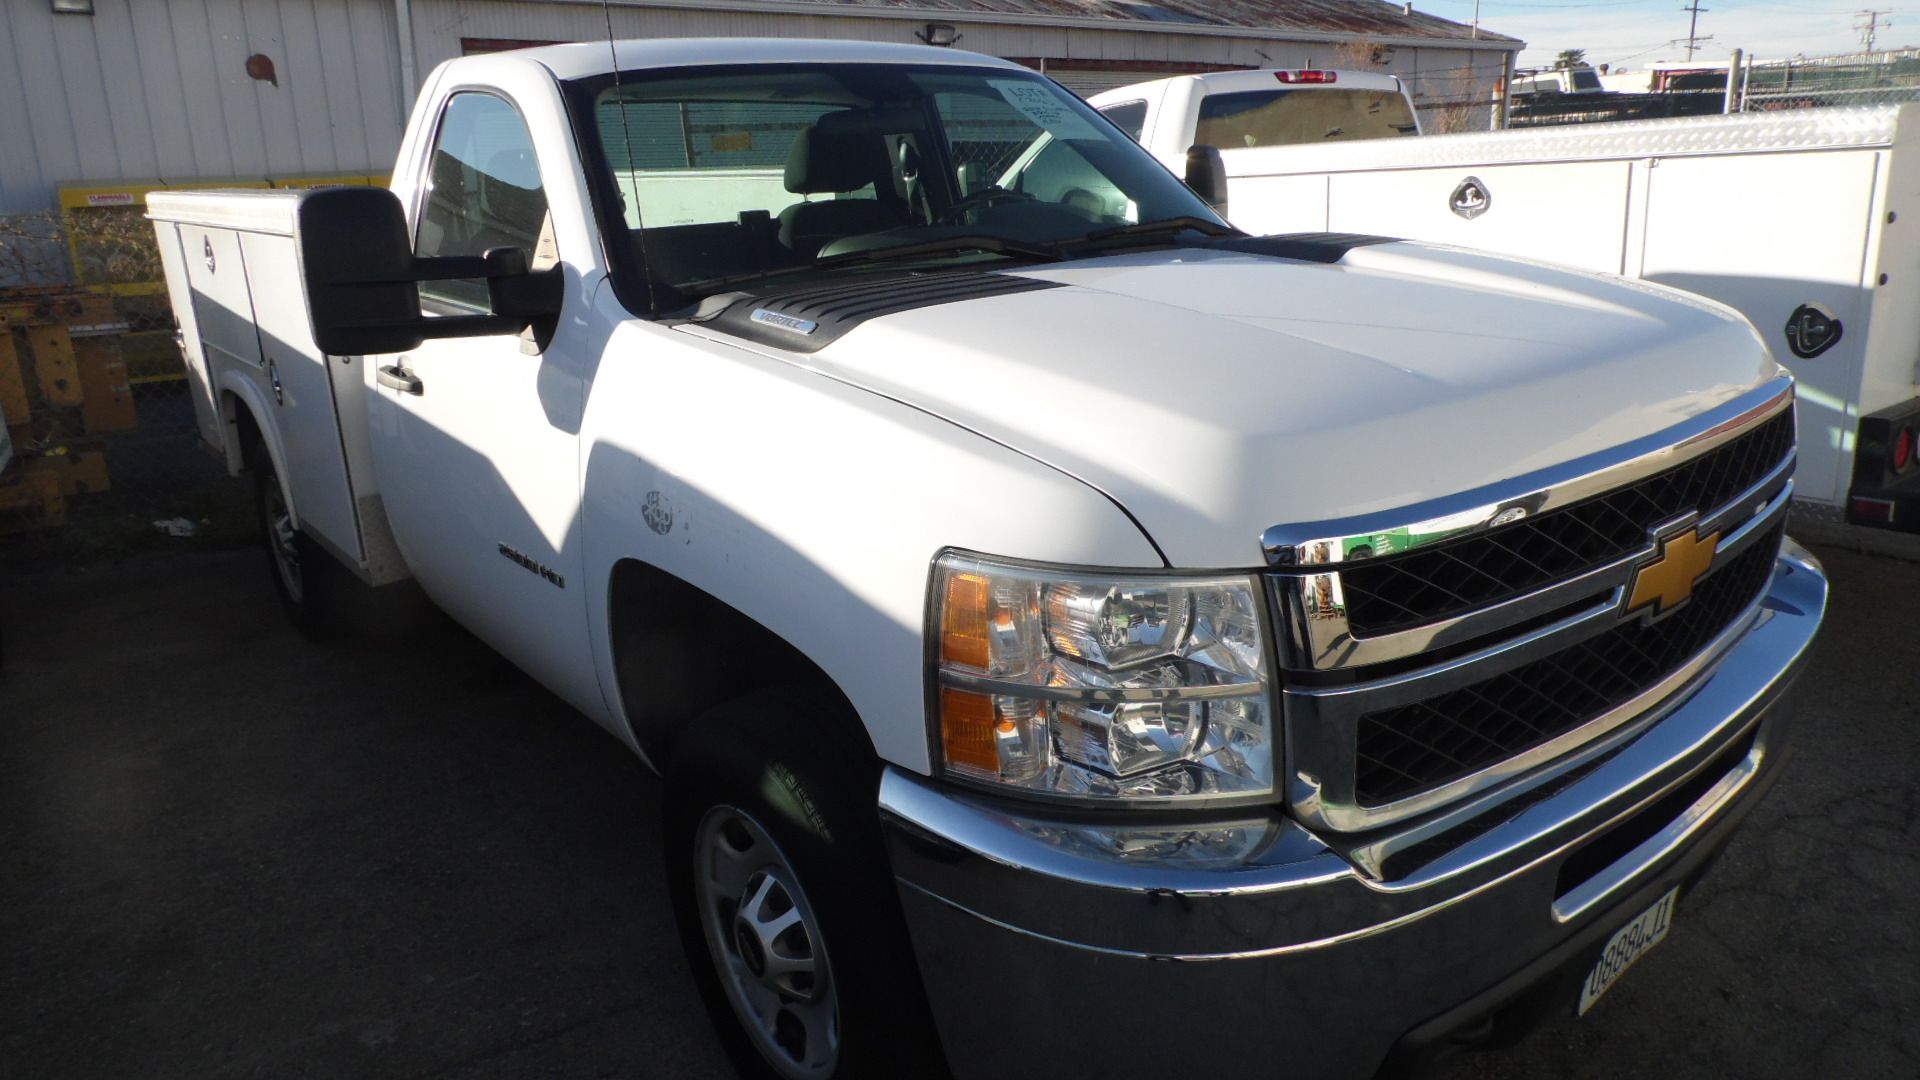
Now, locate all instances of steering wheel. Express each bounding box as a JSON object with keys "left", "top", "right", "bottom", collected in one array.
[{"left": 936, "top": 186, "right": 1036, "bottom": 223}]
